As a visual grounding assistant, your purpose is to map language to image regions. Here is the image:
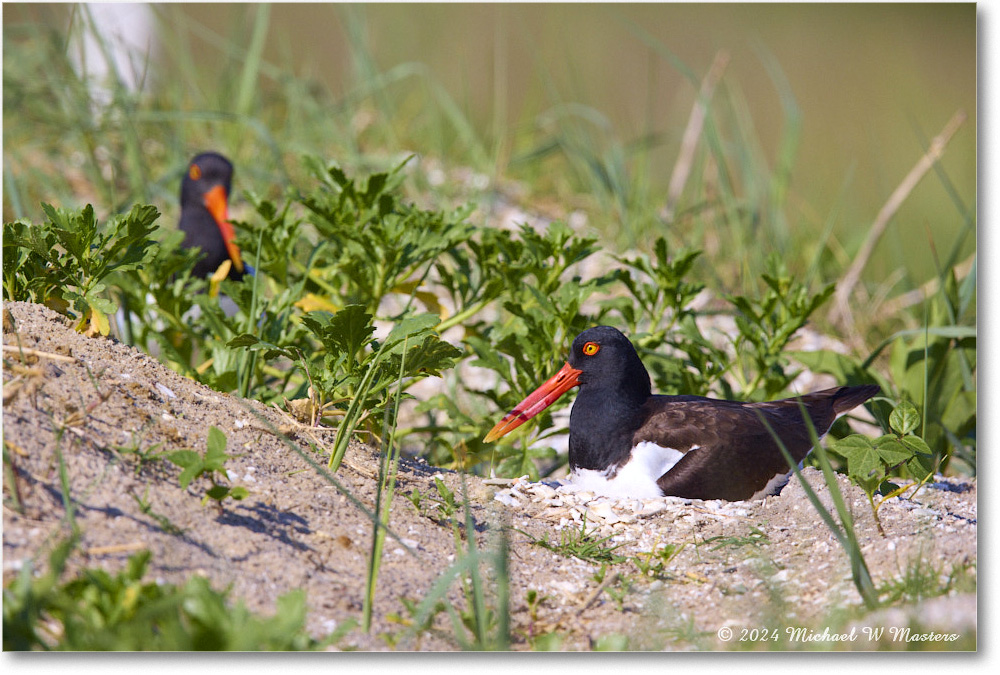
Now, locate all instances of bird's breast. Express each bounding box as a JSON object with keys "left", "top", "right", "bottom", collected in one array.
[{"left": 569, "top": 441, "right": 696, "bottom": 498}]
